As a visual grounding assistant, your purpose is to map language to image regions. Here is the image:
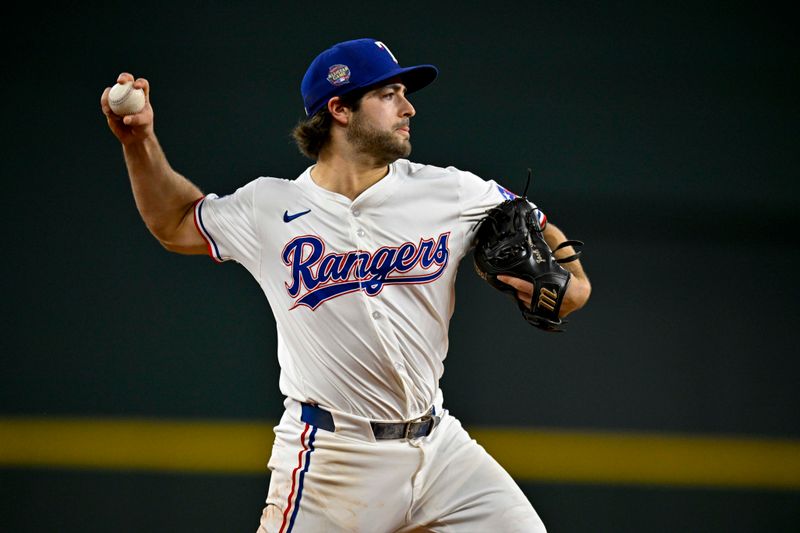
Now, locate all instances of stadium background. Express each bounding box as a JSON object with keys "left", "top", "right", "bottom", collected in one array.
[{"left": 2, "top": 2, "right": 798, "bottom": 531}]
